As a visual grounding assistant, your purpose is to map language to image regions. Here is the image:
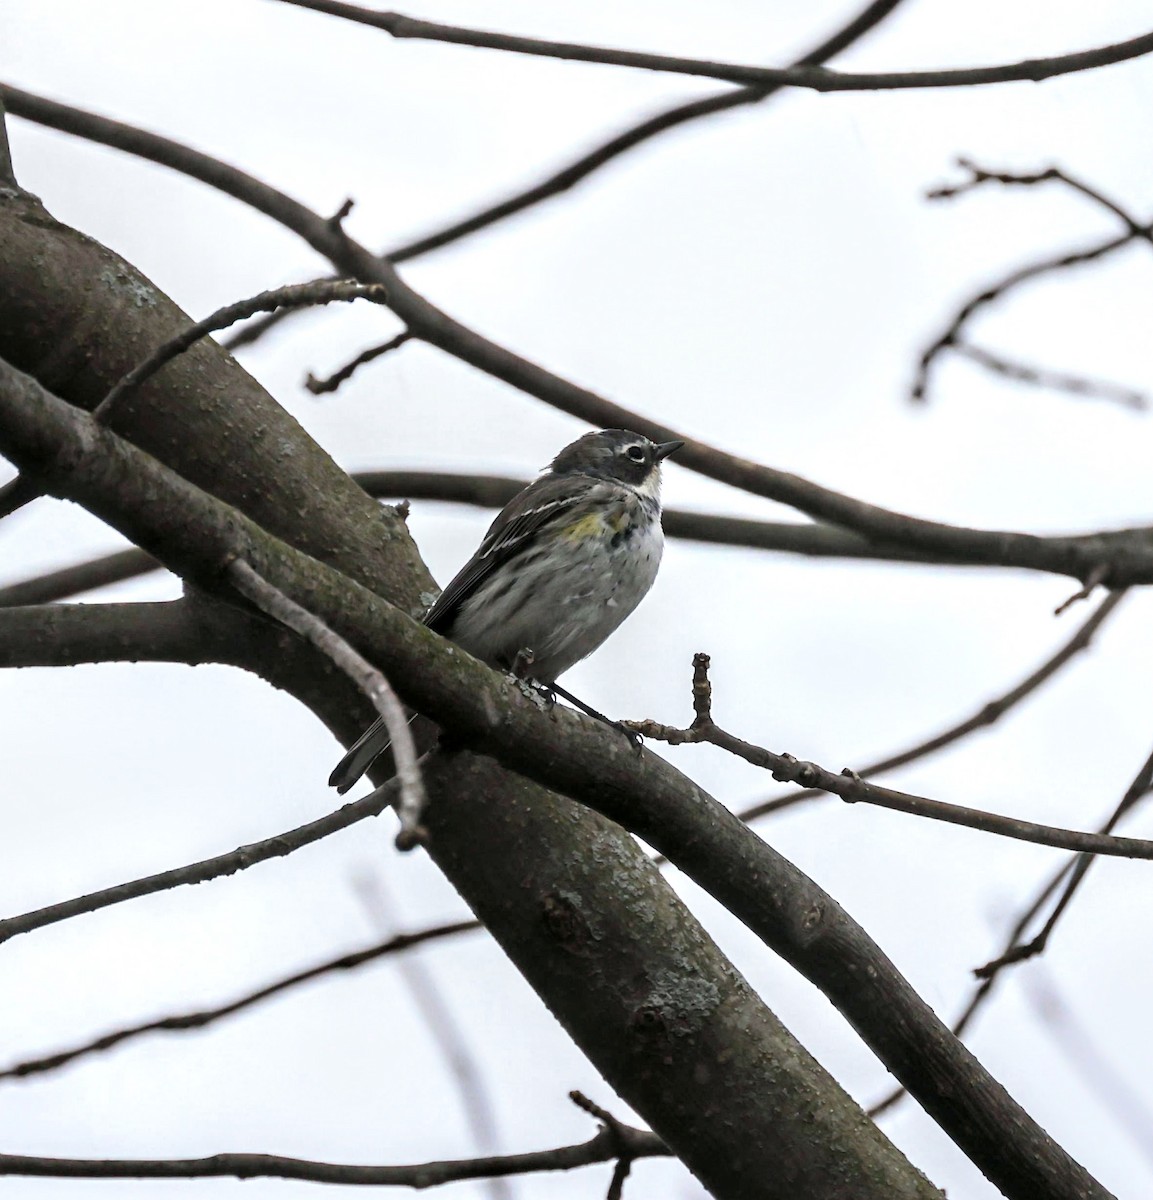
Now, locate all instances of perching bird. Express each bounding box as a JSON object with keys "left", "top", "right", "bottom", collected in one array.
[{"left": 329, "top": 428, "right": 684, "bottom": 793}]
